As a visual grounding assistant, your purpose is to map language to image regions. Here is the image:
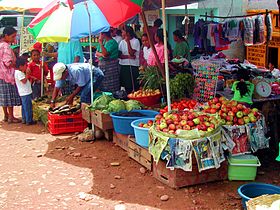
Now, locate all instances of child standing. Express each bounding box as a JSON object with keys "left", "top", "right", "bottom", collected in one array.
[
  {"left": 27, "top": 49, "right": 49, "bottom": 99},
  {"left": 232, "top": 68, "right": 255, "bottom": 106},
  {"left": 14, "top": 57, "right": 36, "bottom": 125}
]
